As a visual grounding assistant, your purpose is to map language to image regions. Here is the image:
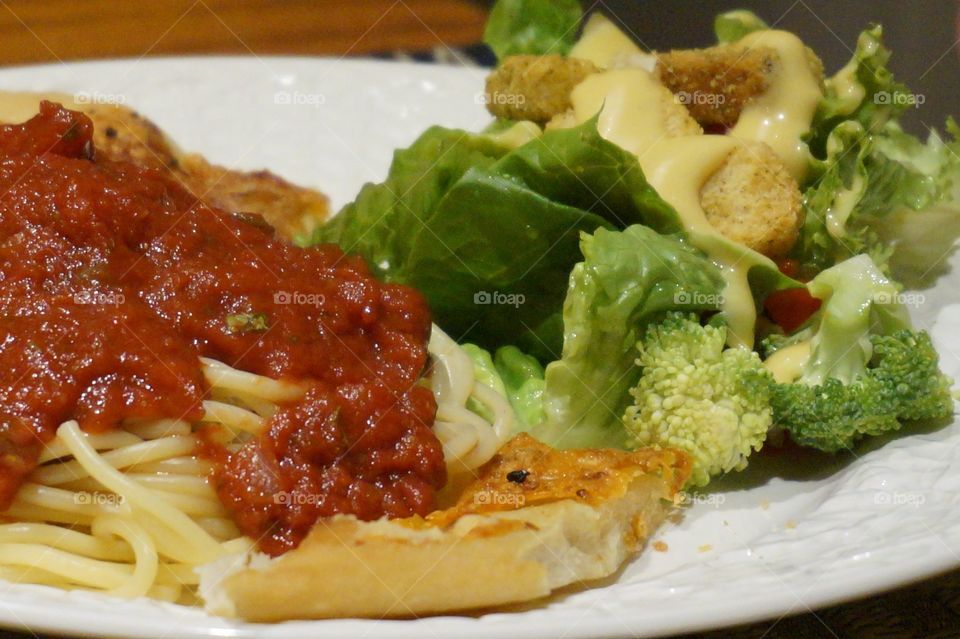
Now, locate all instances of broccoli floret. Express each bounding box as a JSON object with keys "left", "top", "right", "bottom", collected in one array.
[
  {"left": 871, "top": 332, "right": 954, "bottom": 421},
  {"left": 767, "top": 255, "right": 955, "bottom": 452},
  {"left": 623, "top": 313, "right": 774, "bottom": 487},
  {"left": 771, "top": 330, "right": 953, "bottom": 452}
]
